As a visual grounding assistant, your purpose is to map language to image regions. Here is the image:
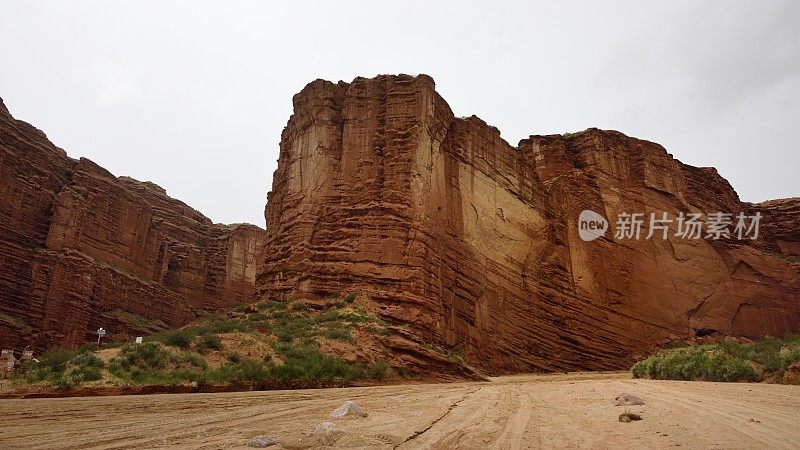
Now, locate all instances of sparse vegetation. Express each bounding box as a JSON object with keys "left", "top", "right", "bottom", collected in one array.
[
  {"left": 197, "top": 333, "right": 223, "bottom": 352},
  {"left": 289, "top": 302, "right": 309, "bottom": 312},
  {"left": 365, "top": 361, "right": 389, "bottom": 380},
  {"left": 765, "top": 251, "right": 800, "bottom": 265},
  {"left": 107, "top": 342, "right": 208, "bottom": 385},
  {"left": 631, "top": 335, "right": 800, "bottom": 382},
  {"left": 24, "top": 346, "right": 106, "bottom": 387},
  {"left": 152, "top": 329, "right": 194, "bottom": 349},
  {"left": 15, "top": 298, "right": 406, "bottom": 390},
  {"left": 257, "top": 300, "right": 286, "bottom": 311},
  {"left": 324, "top": 327, "right": 353, "bottom": 341},
  {"left": 447, "top": 347, "right": 465, "bottom": 363}
]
